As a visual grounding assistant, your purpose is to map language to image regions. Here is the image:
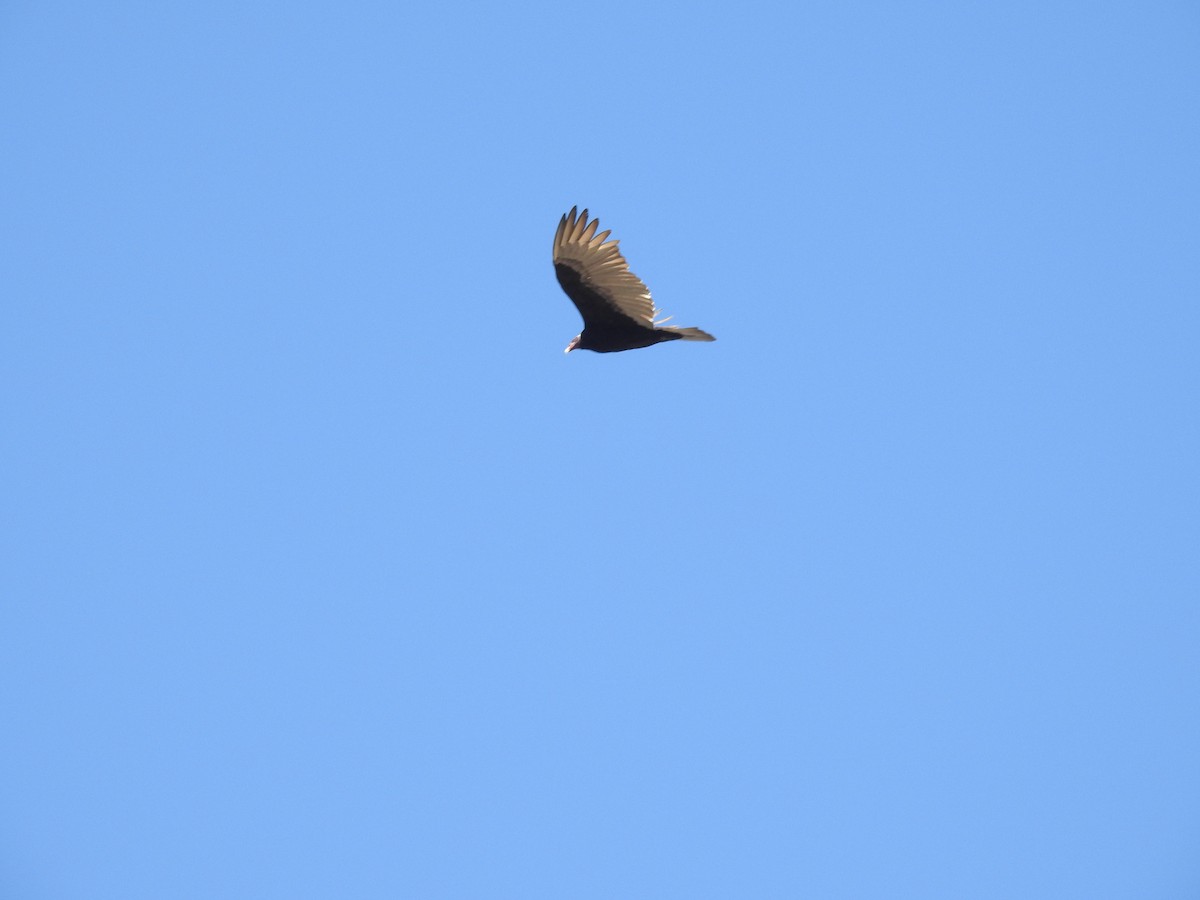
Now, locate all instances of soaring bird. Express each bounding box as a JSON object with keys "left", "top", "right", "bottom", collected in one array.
[{"left": 553, "top": 207, "right": 716, "bottom": 353}]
